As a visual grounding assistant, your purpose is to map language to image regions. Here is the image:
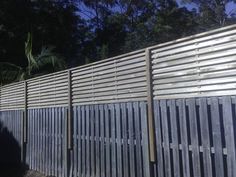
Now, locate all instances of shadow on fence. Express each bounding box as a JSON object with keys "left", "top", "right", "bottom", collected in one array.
[{"left": 0, "top": 121, "right": 28, "bottom": 177}]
